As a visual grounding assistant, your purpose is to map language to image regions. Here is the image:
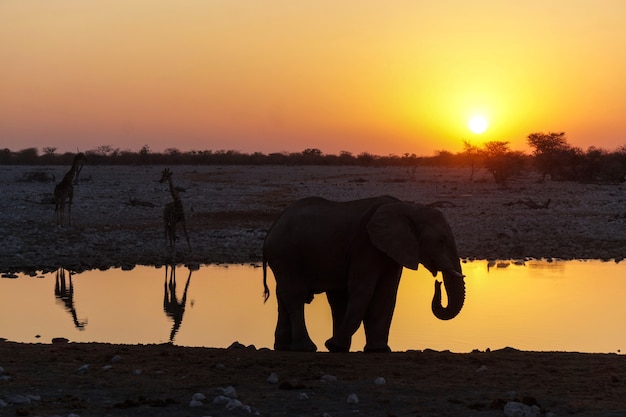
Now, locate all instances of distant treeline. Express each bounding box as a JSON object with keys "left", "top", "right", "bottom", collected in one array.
[{"left": 2, "top": 132, "right": 625, "bottom": 184}]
